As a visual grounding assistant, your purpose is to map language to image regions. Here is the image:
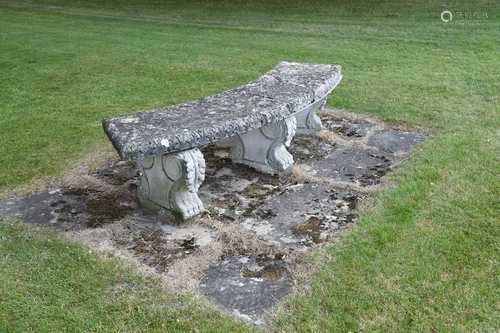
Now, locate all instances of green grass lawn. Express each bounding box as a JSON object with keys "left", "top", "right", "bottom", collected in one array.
[
  {"left": 1, "top": 0, "right": 499, "bottom": 331},
  {"left": 0, "top": 221, "right": 254, "bottom": 332}
]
